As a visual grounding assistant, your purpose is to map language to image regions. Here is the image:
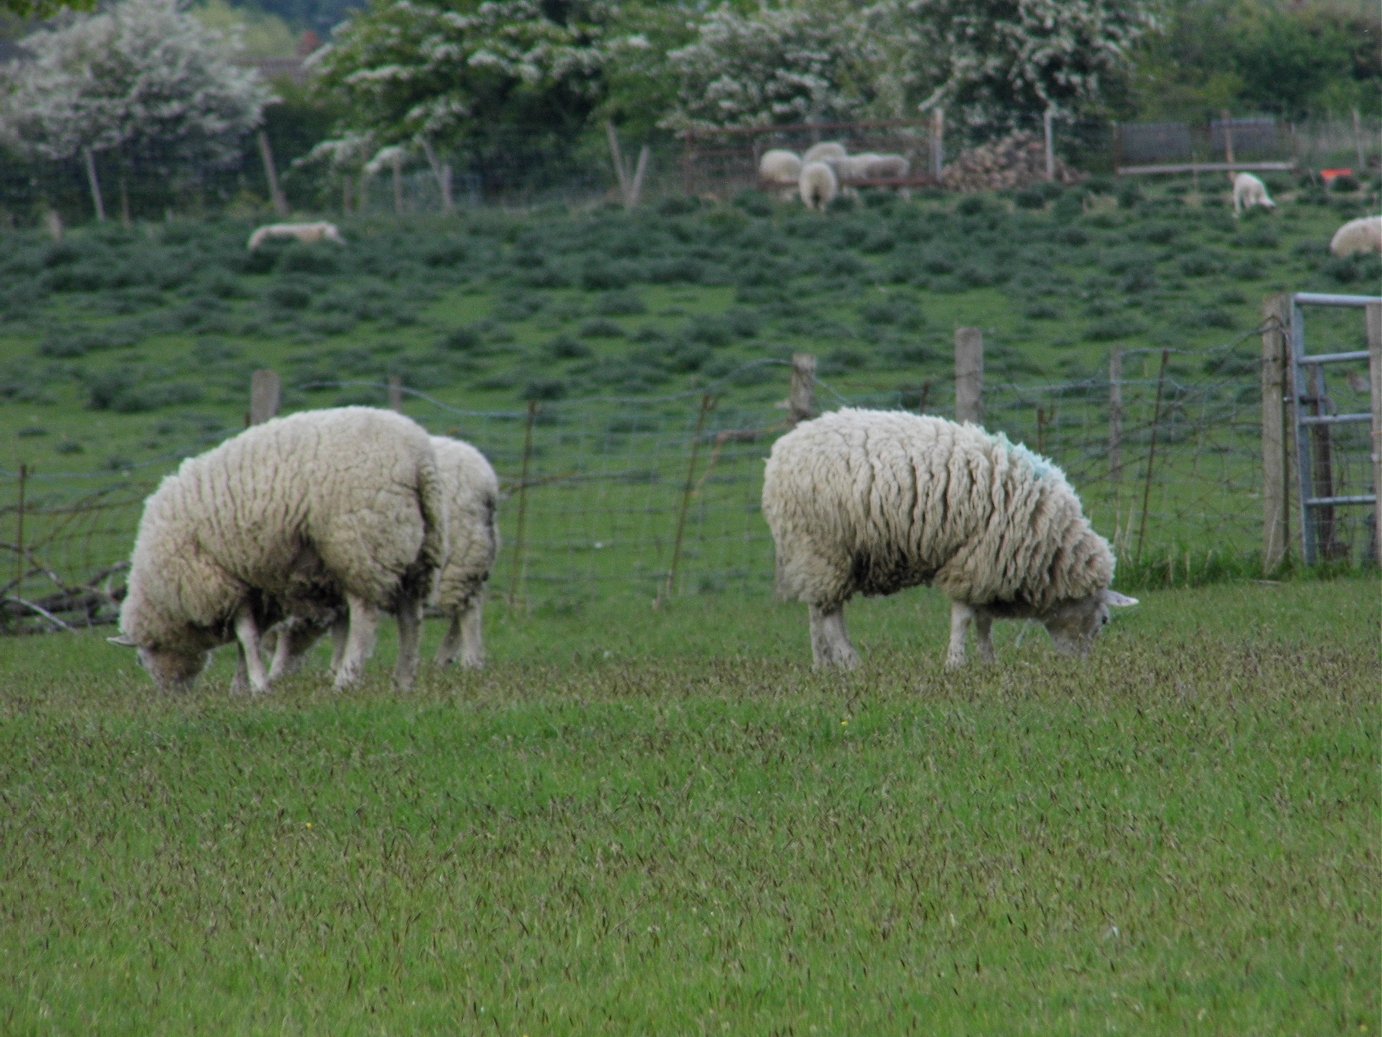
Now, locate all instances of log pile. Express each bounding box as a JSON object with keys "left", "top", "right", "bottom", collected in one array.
[{"left": 940, "top": 132, "right": 1084, "bottom": 192}]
